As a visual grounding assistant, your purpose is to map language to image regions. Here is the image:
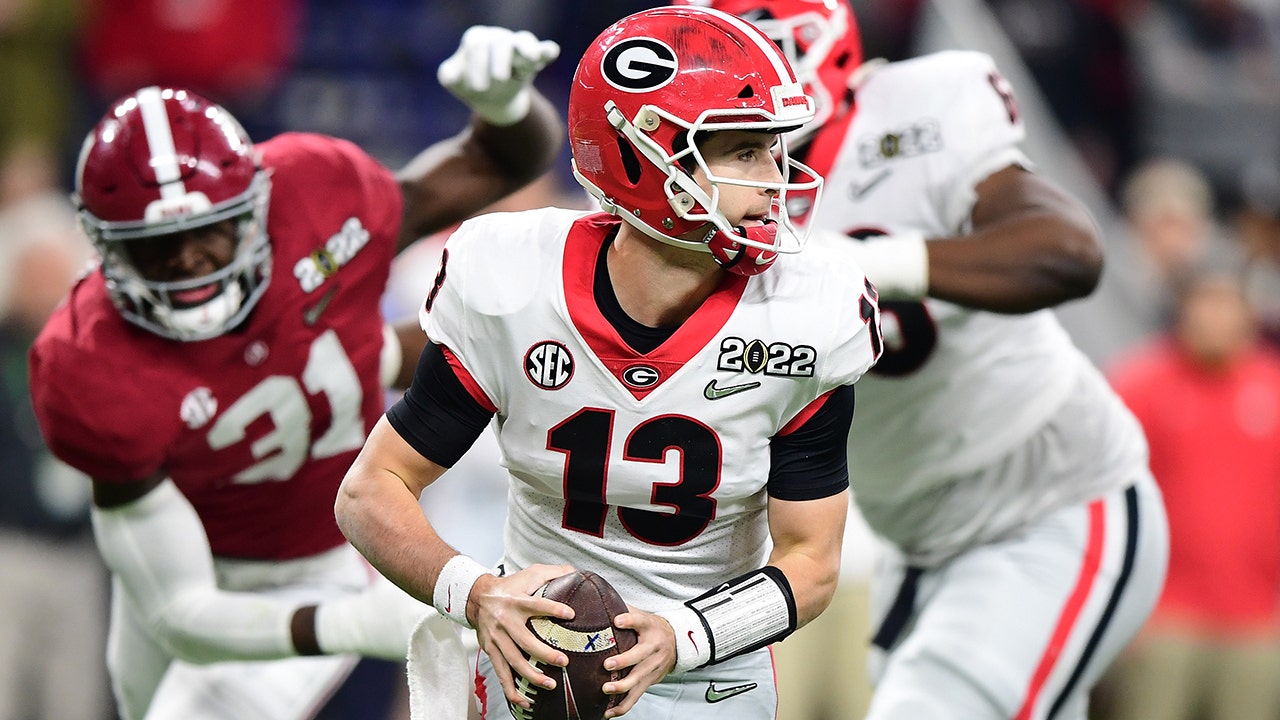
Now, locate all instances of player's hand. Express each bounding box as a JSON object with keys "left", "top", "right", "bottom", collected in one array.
[
  {"left": 600, "top": 607, "right": 678, "bottom": 718},
  {"left": 314, "top": 572, "right": 431, "bottom": 660},
  {"left": 438, "top": 25, "right": 560, "bottom": 126},
  {"left": 470, "top": 563, "right": 577, "bottom": 711}
]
